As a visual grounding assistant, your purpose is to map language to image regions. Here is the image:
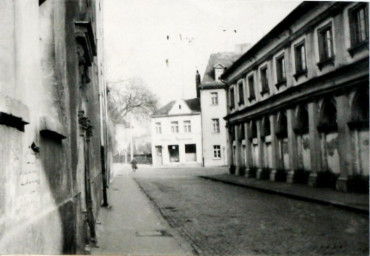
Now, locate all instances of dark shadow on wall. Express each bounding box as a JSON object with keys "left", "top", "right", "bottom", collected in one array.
[{"left": 39, "top": 136, "right": 76, "bottom": 254}]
